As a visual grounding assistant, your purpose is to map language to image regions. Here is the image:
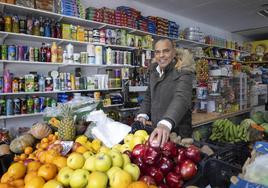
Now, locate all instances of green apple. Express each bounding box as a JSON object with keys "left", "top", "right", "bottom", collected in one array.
[
  {"left": 108, "top": 150, "right": 123, "bottom": 168},
  {"left": 99, "top": 146, "right": 111, "bottom": 154},
  {"left": 87, "top": 171, "right": 108, "bottom": 188},
  {"left": 70, "top": 169, "right": 89, "bottom": 188},
  {"left": 106, "top": 166, "right": 121, "bottom": 180},
  {"left": 120, "top": 143, "right": 132, "bottom": 153},
  {"left": 43, "top": 180, "right": 63, "bottom": 188},
  {"left": 109, "top": 169, "right": 132, "bottom": 188},
  {"left": 57, "top": 167, "right": 74, "bottom": 187},
  {"left": 94, "top": 152, "right": 112, "bottom": 172},
  {"left": 112, "top": 144, "right": 122, "bottom": 152},
  {"left": 83, "top": 151, "right": 94, "bottom": 159},
  {"left": 122, "top": 154, "right": 131, "bottom": 168},
  {"left": 83, "top": 155, "right": 96, "bottom": 172},
  {"left": 67, "top": 152, "right": 85, "bottom": 170},
  {"left": 124, "top": 134, "right": 134, "bottom": 144},
  {"left": 124, "top": 163, "right": 140, "bottom": 181},
  {"left": 134, "top": 130, "right": 148, "bottom": 139},
  {"left": 131, "top": 135, "right": 145, "bottom": 149}
]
